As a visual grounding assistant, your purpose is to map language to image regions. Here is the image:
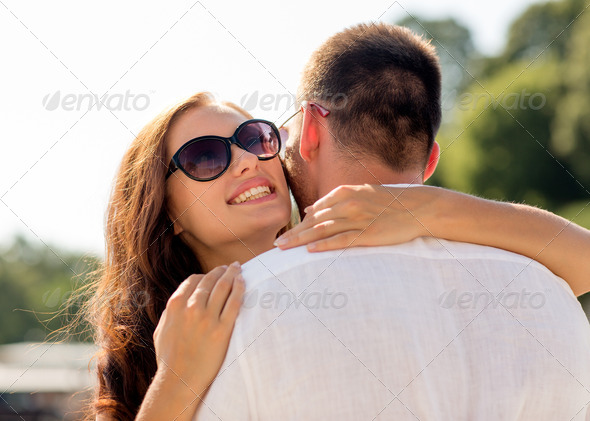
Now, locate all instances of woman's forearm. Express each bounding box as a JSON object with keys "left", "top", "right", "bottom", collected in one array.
[
  {"left": 96, "top": 369, "right": 205, "bottom": 421},
  {"left": 275, "top": 184, "right": 590, "bottom": 296},
  {"left": 432, "top": 189, "right": 590, "bottom": 297},
  {"left": 135, "top": 368, "right": 206, "bottom": 421}
]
